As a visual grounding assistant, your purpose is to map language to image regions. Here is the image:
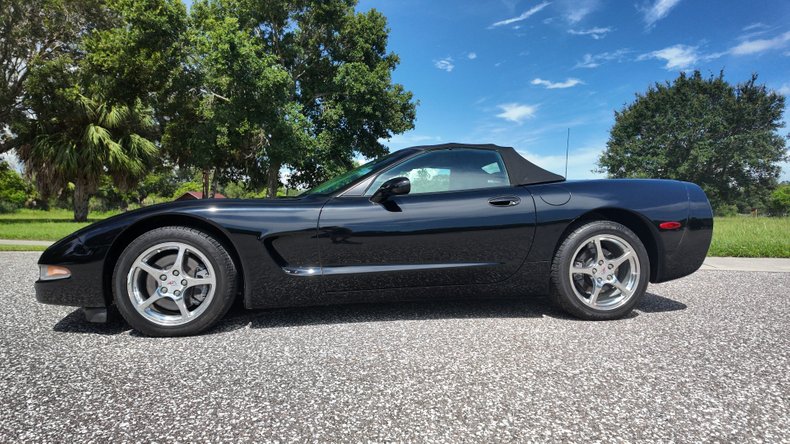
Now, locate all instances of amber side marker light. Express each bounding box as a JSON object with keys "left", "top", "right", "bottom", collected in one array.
[
  {"left": 658, "top": 221, "right": 682, "bottom": 230},
  {"left": 39, "top": 265, "right": 71, "bottom": 281}
]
